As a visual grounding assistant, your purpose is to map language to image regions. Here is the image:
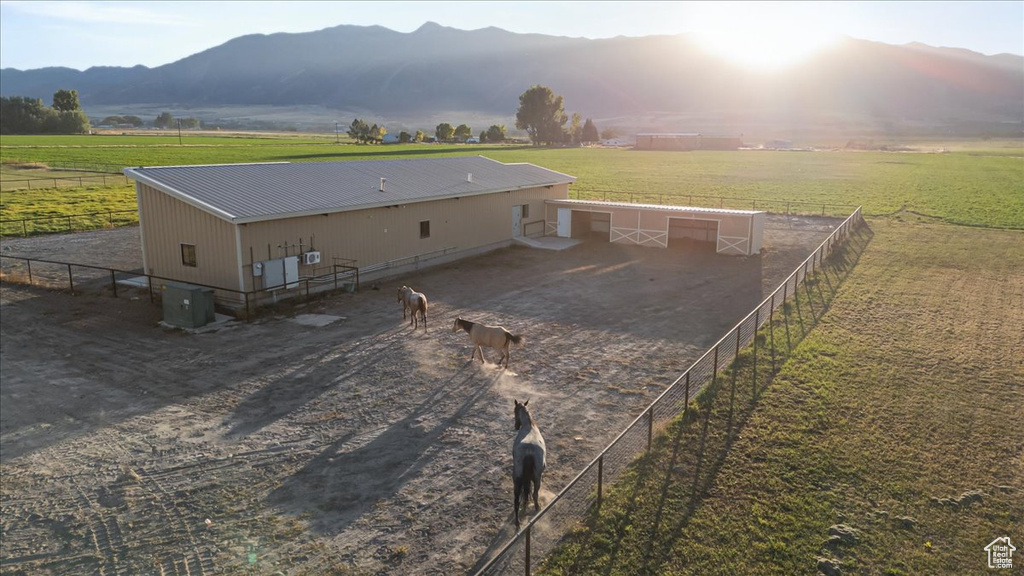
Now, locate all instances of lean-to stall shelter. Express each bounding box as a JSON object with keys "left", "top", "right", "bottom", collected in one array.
[
  {"left": 124, "top": 156, "right": 576, "bottom": 303},
  {"left": 544, "top": 199, "right": 766, "bottom": 256}
]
